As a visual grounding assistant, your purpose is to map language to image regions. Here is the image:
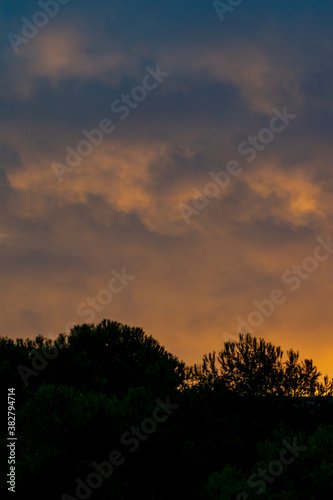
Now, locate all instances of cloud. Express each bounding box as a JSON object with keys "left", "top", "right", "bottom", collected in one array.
[{"left": 0, "top": 0, "right": 333, "bottom": 377}]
